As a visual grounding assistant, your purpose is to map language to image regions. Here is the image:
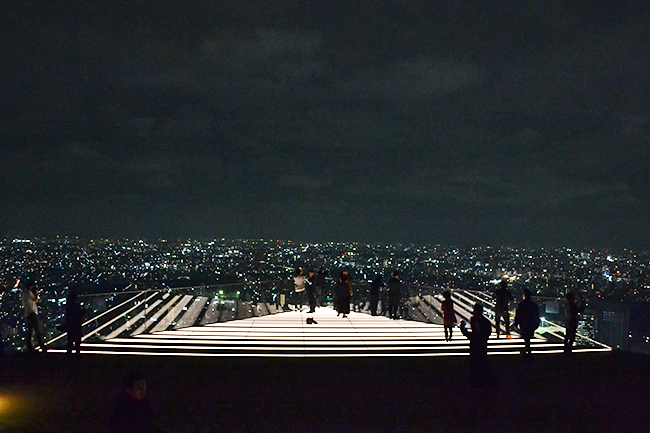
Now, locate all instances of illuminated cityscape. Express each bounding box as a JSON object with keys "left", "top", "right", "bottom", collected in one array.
[
  {"left": 3, "top": 1, "right": 650, "bottom": 431},
  {"left": 1, "top": 237, "right": 649, "bottom": 353}
]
